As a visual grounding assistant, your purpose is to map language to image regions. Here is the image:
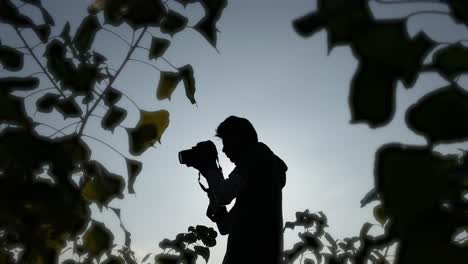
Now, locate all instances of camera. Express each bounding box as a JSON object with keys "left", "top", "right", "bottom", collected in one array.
[{"left": 179, "top": 140, "right": 218, "bottom": 167}]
